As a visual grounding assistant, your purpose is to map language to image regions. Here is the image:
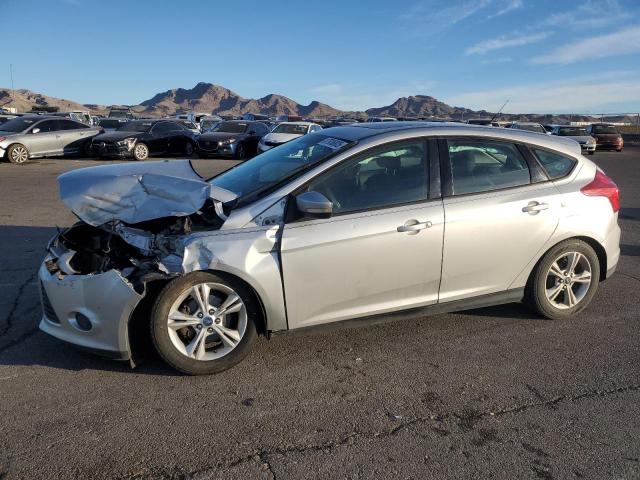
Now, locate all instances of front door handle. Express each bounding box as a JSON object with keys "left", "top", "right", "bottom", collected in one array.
[
  {"left": 397, "top": 219, "right": 432, "bottom": 234},
  {"left": 522, "top": 201, "right": 549, "bottom": 214}
]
